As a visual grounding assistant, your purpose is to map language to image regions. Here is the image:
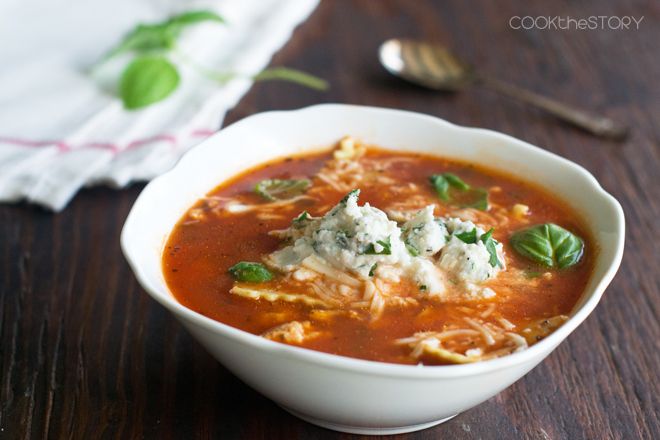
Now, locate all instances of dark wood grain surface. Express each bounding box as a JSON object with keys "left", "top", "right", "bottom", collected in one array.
[{"left": 1, "top": 1, "right": 658, "bottom": 438}]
